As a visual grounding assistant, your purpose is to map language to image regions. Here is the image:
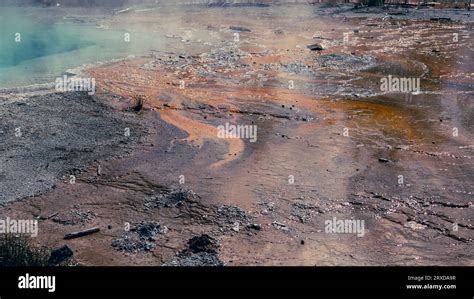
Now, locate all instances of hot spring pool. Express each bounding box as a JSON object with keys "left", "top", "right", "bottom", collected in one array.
[{"left": 0, "top": 7, "right": 165, "bottom": 88}]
